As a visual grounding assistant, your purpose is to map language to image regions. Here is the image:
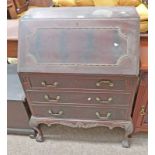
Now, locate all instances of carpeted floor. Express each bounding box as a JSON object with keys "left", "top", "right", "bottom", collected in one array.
[{"left": 7, "top": 125, "right": 148, "bottom": 155}]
